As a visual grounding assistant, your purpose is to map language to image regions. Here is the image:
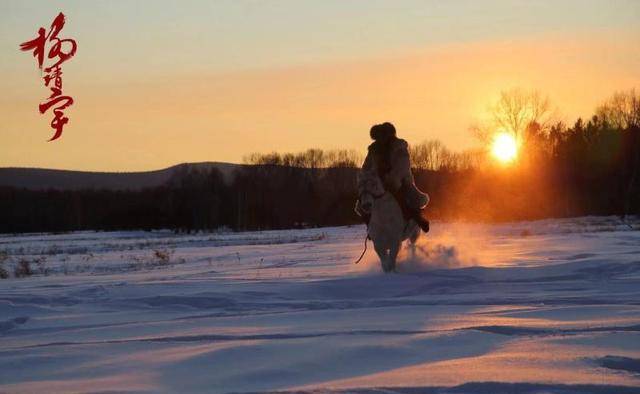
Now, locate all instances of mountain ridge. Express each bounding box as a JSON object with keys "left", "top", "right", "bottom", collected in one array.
[{"left": 0, "top": 162, "right": 243, "bottom": 190}]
